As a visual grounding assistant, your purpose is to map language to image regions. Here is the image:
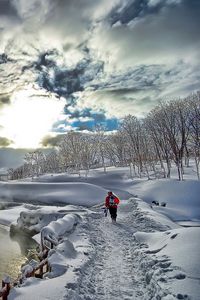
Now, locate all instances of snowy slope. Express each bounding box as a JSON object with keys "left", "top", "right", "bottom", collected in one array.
[
  {"left": 29, "top": 167, "right": 200, "bottom": 222},
  {"left": 0, "top": 181, "right": 107, "bottom": 206}
]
